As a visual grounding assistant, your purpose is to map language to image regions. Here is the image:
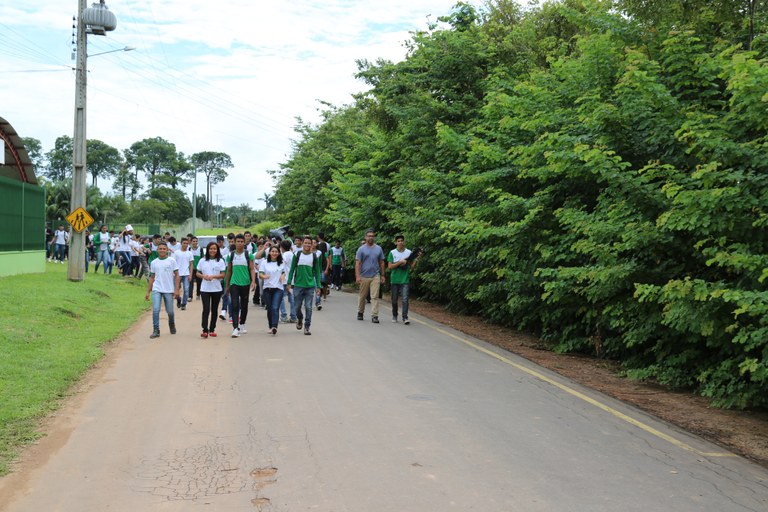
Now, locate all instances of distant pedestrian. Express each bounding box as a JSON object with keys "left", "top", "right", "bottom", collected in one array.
[
  {"left": 287, "top": 235, "right": 322, "bottom": 335},
  {"left": 51, "top": 224, "right": 69, "bottom": 263},
  {"left": 259, "top": 244, "right": 286, "bottom": 335},
  {"left": 225, "top": 234, "right": 255, "bottom": 338},
  {"left": 387, "top": 234, "right": 419, "bottom": 325}
]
